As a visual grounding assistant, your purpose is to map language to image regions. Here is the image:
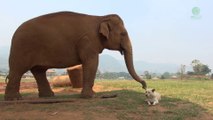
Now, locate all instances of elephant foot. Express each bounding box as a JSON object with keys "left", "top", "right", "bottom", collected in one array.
[
  {"left": 38, "top": 91, "right": 54, "bottom": 98},
  {"left": 81, "top": 88, "right": 95, "bottom": 98},
  {"left": 4, "top": 92, "right": 22, "bottom": 101}
]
